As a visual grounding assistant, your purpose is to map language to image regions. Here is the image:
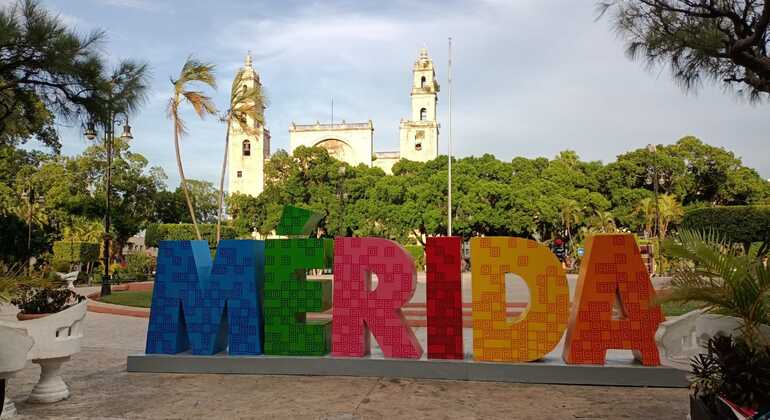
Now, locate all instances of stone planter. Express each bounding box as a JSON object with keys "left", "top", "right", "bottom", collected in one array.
[
  {"left": 656, "top": 310, "right": 770, "bottom": 368},
  {"left": 695, "top": 313, "right": 770, "bottom": 345},
  {"left": 0, "top": 300, "right": 86, "bottom": 404},
  {"left": 15, "top": 312, "right": 50, "bottom": 321},
  {"left": 0, "top": 326, "right": 34, "bottom": 419}
]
